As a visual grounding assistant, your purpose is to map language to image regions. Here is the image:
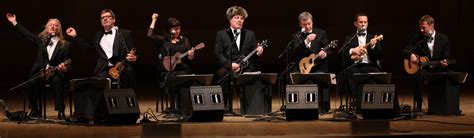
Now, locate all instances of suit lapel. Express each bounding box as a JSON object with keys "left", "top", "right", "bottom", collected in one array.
[
  {"left": 365, "top": 33, "right": 373, "bottom": 46},
  {"left": 96, "top": 33, "right": 108, "bottom": 59},
  {"left": 112, "top": 30, "right": 121, "bottom": 58},
  {"left": 239, "top": 29, "right": 246, "bottom": 53},
  {"left": 432, "top": 34, "right": 440, "bottom": 58},
  {"left": 226, "top": 28, "right": 241, "bottom": 53},
  {"left": 226, "top": 28, "right": 234, "bottom": 41},
  {"left": 50, "top": 41, "right": 61, "bottom": 60}
]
